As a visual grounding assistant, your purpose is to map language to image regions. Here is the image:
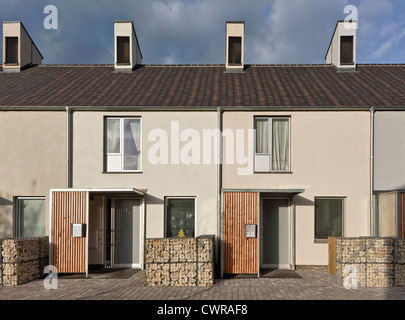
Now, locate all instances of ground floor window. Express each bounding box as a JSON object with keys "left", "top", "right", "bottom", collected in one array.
[
  {"left": 166, "top": 198, "right": 195, "bottom": 237},
  {"left": 314, "top": 197, "right": 344, "bottom": 241},
  {"left": 15, "top": 197, "right": 46, "bottom": 237}
]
